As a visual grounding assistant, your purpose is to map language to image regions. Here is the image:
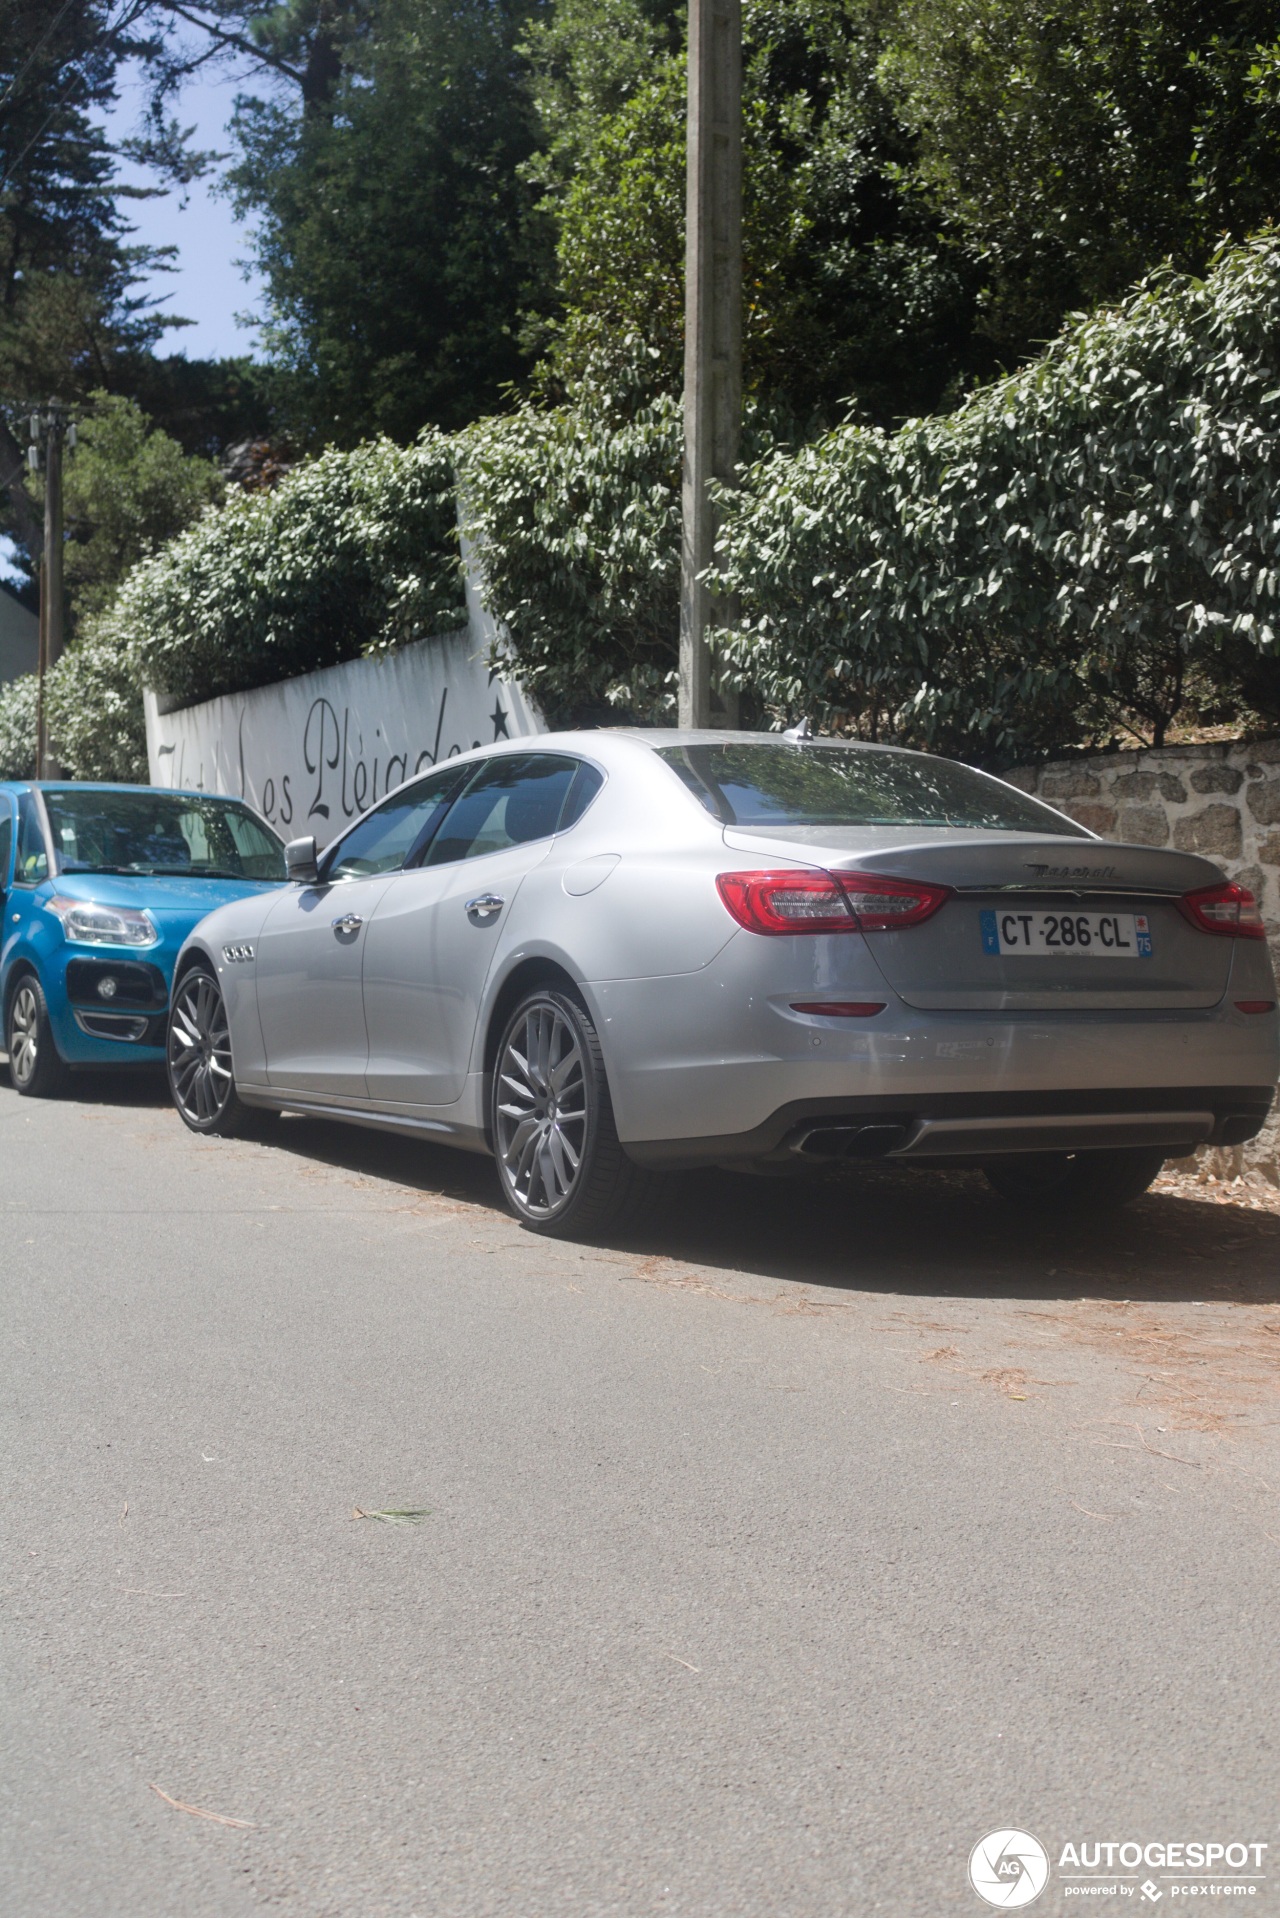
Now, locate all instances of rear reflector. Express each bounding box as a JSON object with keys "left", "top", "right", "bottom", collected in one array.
[
  {"left": 790, "top": 1001, "right": 887, "bottom": 1017},
  {"left": 717, "top": 869, "right": 951, "bottom": 935},
  {"left": 1180, "top": 881, "right": 1266, "bottom": 939},
  {"left": 1235, "top": 1000, "right": 1276, "bottom": 1014}
]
